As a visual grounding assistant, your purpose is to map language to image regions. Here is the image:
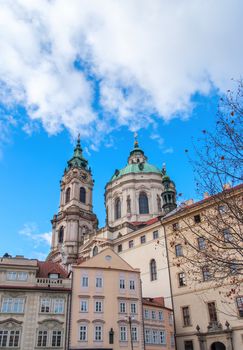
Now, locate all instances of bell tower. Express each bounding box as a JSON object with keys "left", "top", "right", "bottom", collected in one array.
[
  {"left": 48, "top": 136, "right": 98, "bottom": 268},
  {"left": 161, "top": 164, "right": 177, "bottom": 214}
]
